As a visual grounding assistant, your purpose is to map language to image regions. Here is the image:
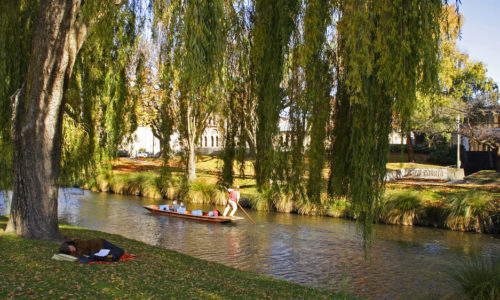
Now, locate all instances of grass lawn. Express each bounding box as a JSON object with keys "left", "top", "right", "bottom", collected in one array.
[{"left": 0, "top": 216, "right": 352, "bottom": 299}]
